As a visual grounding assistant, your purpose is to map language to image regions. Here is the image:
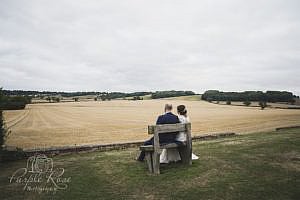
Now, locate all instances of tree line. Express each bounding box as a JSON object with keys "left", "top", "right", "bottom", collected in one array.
[
  {"left": 2, "top": 90, "right": 197, "bottom": 101},
  {"left": 151, "top": 91, "right": 195, "bottom": 99},
  {"left": 96, "top": 92, "right": 151, "bottom": 101},
  {"left": 2, "top": 90, "right": 106, "bottom": 97},
  {"left": 201, "top": 90, "right": 298, "bottom": 103},
  {"left": 97, "top": 91, "right": 196, "bottom": 101},
  {"left": 0, "top": 89, "right": 32, "bottom": 110},
  {"left": 2, "top": 90, "right": 153, "bottom": 99},
  {"left": 0, "top": 109, "right": 5, "bottom": 150}
]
